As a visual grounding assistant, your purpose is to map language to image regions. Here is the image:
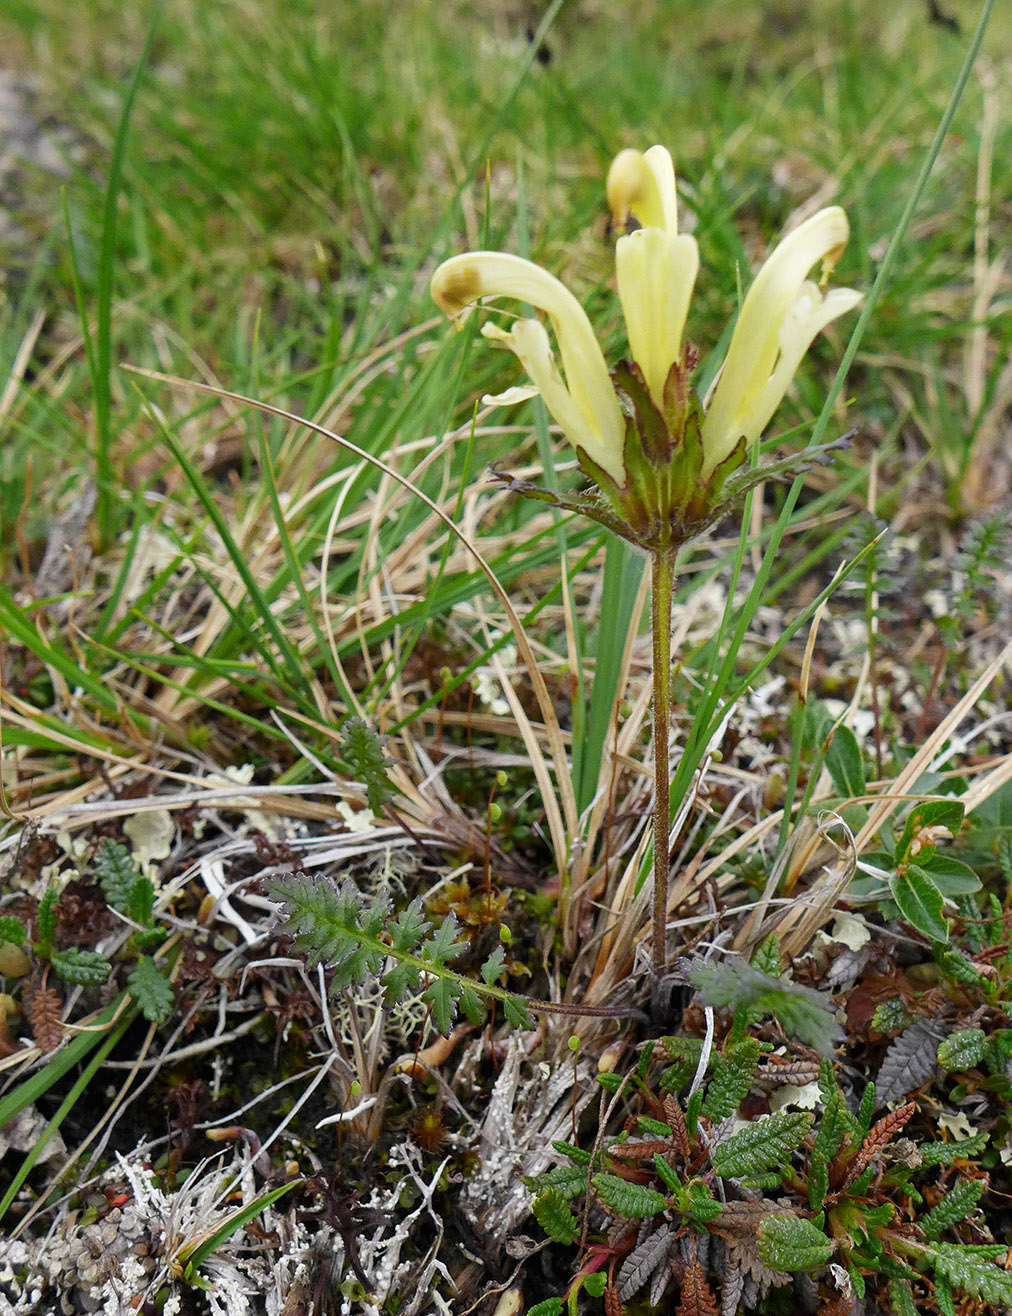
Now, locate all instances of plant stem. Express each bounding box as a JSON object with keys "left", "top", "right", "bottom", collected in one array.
[{"left": 650, "top": 549, "right": 676, "bottom": 973}]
